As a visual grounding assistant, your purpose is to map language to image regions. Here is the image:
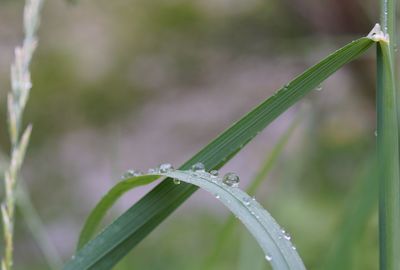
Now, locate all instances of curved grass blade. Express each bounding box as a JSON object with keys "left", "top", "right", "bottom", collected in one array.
[
  {"left": 203, "top": 111, "right": 303, "bottom": 269},
  {"left": 77, "top": 175, "right": 161, "bottom": 250},
  {"left": 78, "top": 109, "right": 303, "bottom": 258},
  {"left": 73, "top": 170, "right": 306, "bottom": 270},
  {"left": 238, "top": 231, "right": 266, "bottom": 270},
  {"left": 64, "top": 37, "right": 374, "bottom": 270}
]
